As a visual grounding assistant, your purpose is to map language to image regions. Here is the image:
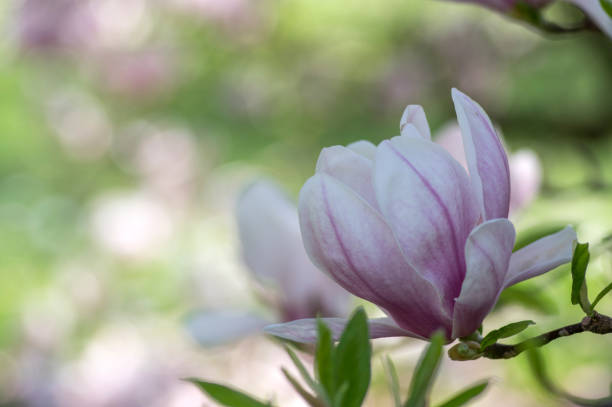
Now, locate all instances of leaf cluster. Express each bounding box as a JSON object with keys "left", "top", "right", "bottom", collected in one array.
[{"left": 188, "top": 308, "right": 488, "bottom": 407}]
